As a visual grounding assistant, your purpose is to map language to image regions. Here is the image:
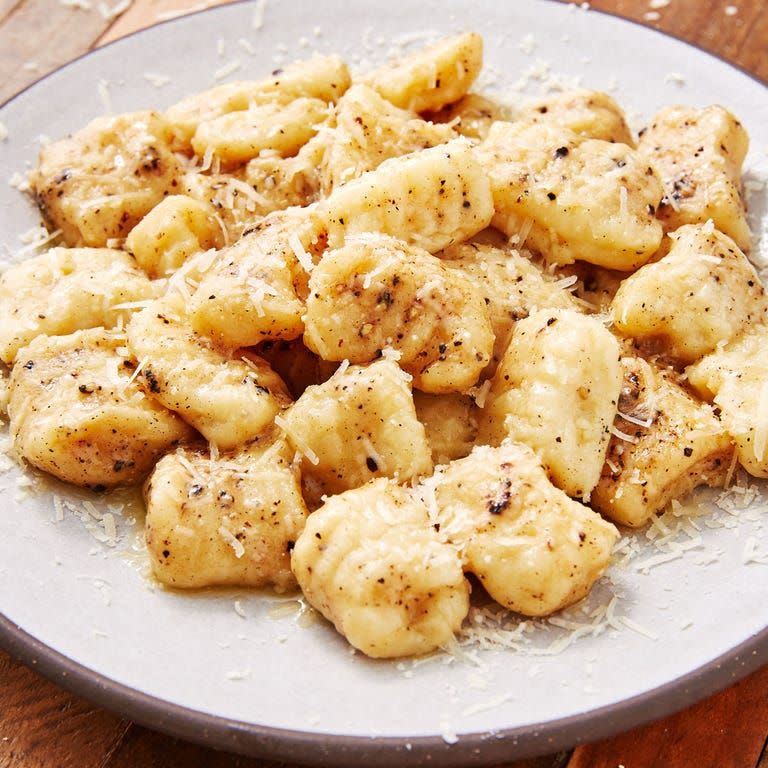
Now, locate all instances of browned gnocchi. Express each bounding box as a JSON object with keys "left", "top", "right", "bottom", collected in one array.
[{"left": 8, "top": 31, "right": 763, "bottom": 663}]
